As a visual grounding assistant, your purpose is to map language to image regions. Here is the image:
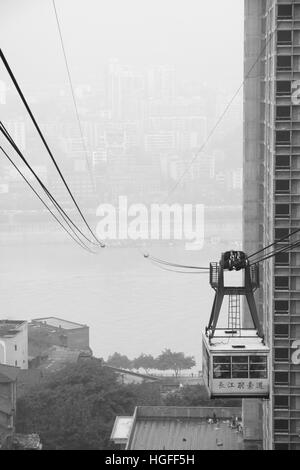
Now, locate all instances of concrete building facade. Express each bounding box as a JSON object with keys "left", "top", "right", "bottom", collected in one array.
[
  {"left": 244, "top": 0, "right": 300, "bottom": 450},
  {"left": 0, "top": 321, "right": 28, "bottom": 369}
]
